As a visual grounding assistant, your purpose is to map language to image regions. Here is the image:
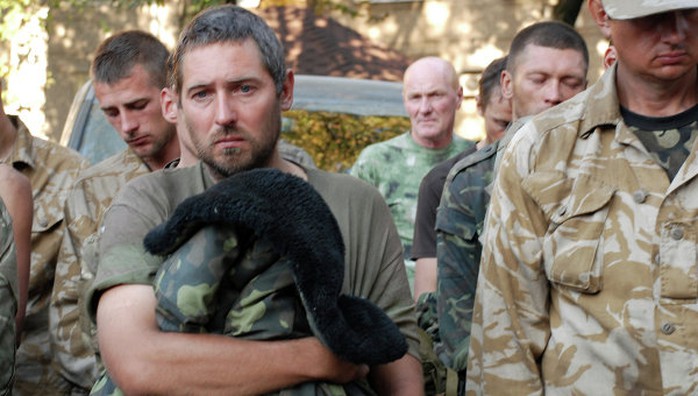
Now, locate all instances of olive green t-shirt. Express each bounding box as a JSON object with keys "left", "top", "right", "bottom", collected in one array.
[{"left": 88, "top": 161, "right": 419, "bottom": 360}]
